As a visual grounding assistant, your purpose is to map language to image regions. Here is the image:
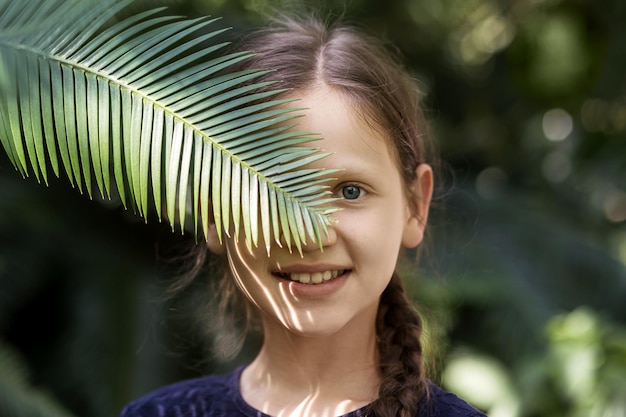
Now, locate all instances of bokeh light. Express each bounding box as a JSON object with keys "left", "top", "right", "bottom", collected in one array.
[{"left": 542, "top": 108, "right": 573, "bottom": 142}]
